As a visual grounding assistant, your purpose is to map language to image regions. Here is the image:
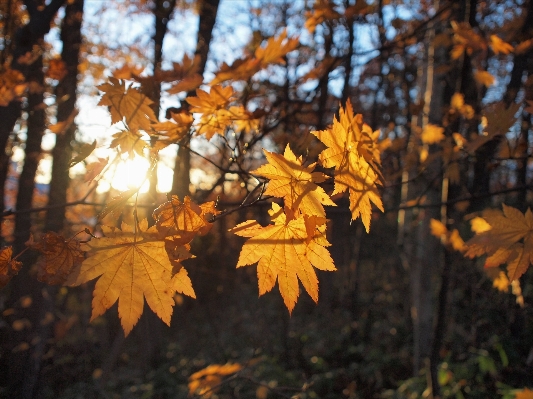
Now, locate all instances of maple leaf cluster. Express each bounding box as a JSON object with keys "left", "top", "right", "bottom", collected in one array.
[{"left": 232, "top": 101, "right": 385, "bottom": 312}]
